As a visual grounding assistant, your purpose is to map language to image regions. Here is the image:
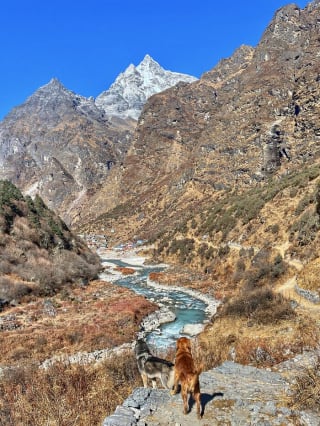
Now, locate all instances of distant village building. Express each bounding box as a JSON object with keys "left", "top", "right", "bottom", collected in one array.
[{"left": 79, "top": 234, "right": 108, "bottom": 250}]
